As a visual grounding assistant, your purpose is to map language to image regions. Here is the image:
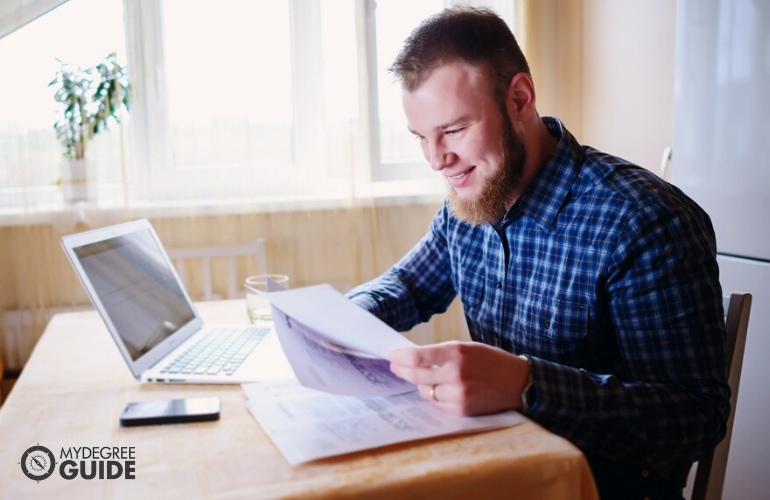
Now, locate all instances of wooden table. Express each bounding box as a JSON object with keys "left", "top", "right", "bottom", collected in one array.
[{"left": 0, "top": 301, "right": 598, "bottom": 499}]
